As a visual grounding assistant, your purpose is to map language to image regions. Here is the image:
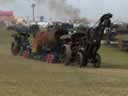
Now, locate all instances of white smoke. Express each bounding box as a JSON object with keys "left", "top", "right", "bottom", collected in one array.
[{"left": 34, "top": 0, "right": 80, "bottom": 21}]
